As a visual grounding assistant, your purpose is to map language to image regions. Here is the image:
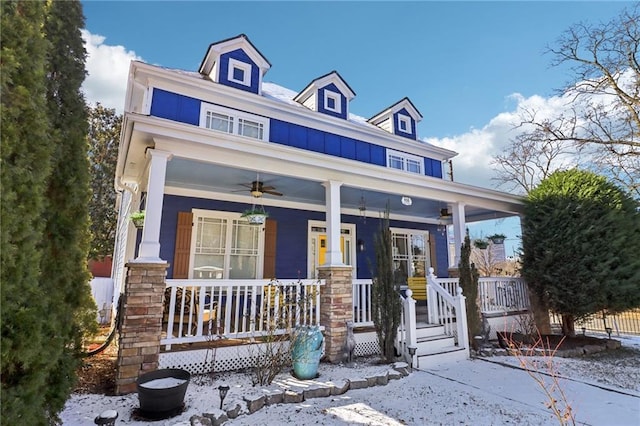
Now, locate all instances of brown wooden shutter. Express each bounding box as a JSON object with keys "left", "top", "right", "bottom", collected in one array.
[
  {"left": 429, "top": 235, "right": 438, "bottom": 276},
  {"left": 263, "top": 218, "right": 277, "bottom": 279},
  {"left": 173, "top": 211, "right": 193, "bottom": 279}
]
